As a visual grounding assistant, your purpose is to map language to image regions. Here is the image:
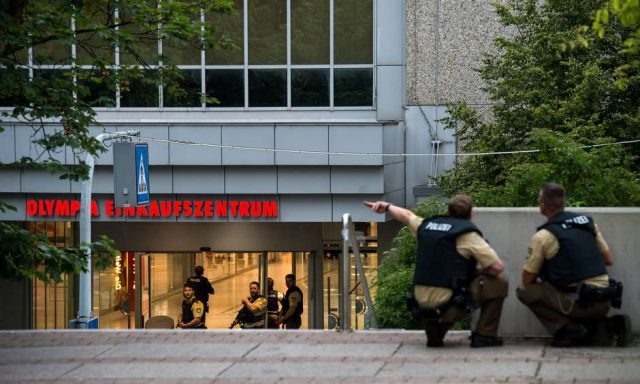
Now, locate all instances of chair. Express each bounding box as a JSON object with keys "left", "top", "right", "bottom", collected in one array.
[{"left": 145, "top": 315, "right": 175, "bottom": 329}]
